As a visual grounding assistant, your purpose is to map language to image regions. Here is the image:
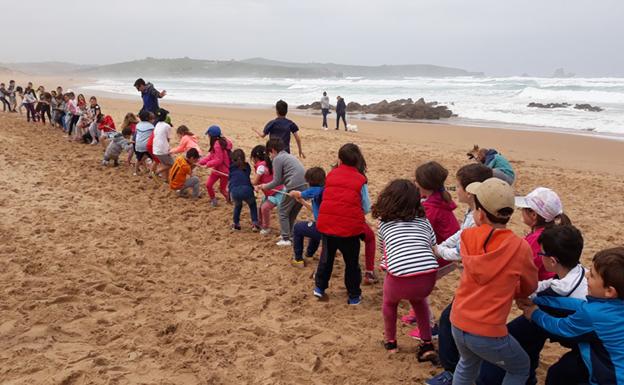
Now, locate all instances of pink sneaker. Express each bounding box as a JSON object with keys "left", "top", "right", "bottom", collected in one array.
[
  {"left": 409, "top": 324, "right": 439, "bottom": 341},
  {"left": 401, "top": 314, "right": 418, "bottom": 326}
]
